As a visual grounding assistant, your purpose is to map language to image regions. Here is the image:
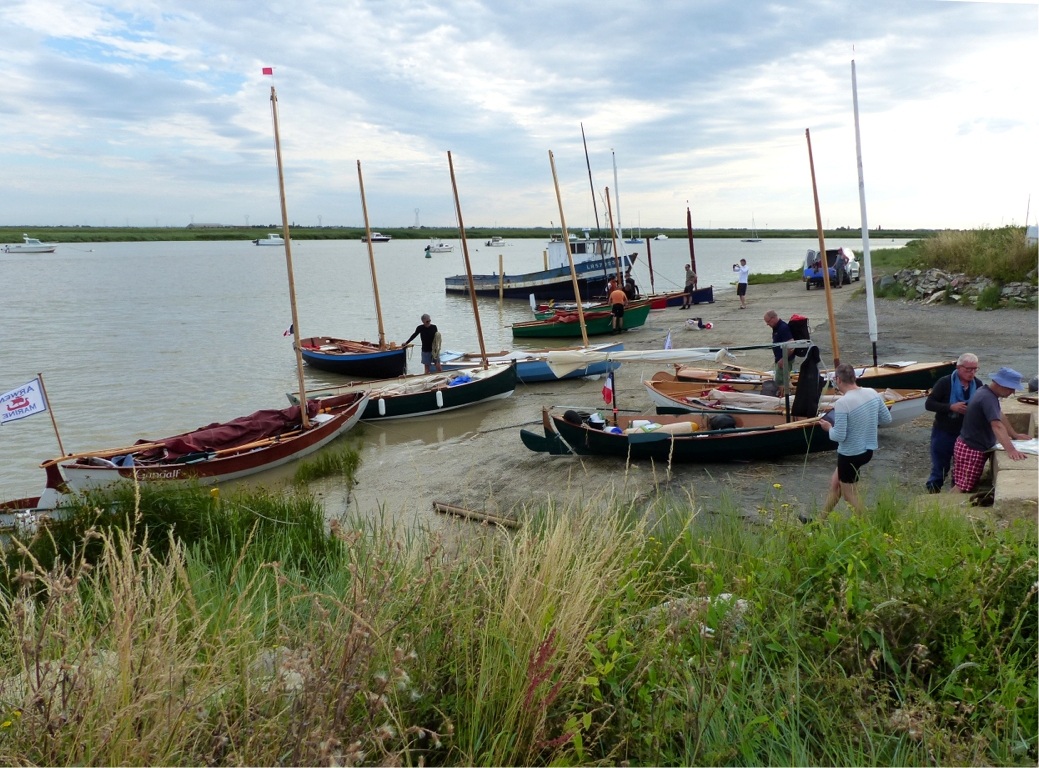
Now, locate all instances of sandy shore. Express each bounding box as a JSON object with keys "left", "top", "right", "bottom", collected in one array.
[{"left": 314, "top": 280, "right": 1037, "bottom": 527}]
